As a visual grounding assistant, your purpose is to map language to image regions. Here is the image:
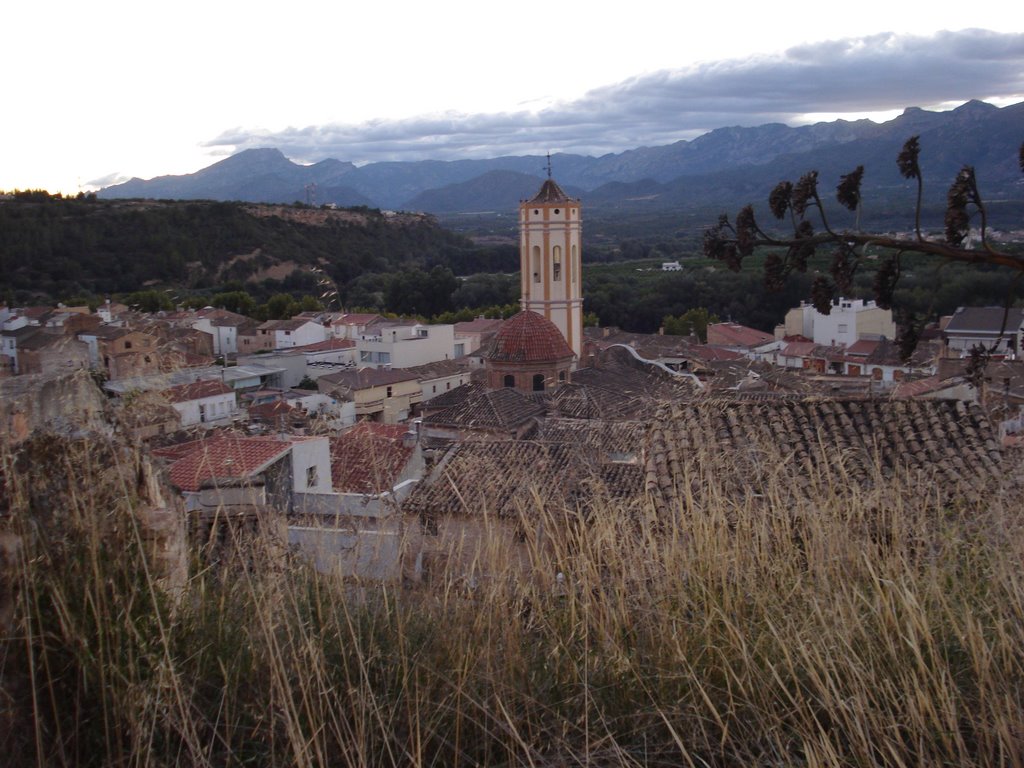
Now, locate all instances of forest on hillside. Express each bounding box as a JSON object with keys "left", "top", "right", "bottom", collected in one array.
[{"left": 2, "top": 192, "right": 1021, "bottom": 333}]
